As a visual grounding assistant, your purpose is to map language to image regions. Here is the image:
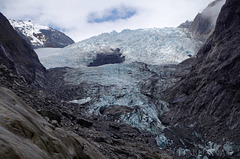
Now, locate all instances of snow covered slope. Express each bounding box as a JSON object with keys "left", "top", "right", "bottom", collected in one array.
[
  {"left": 36, "top": 27, "right": 202, "bottom": 68},
  {"left": 9, "top": 20, "right": 49, "bottom": 47},
  {"left": 9, "top": 20, "right": 74, "bottom": 48}
]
